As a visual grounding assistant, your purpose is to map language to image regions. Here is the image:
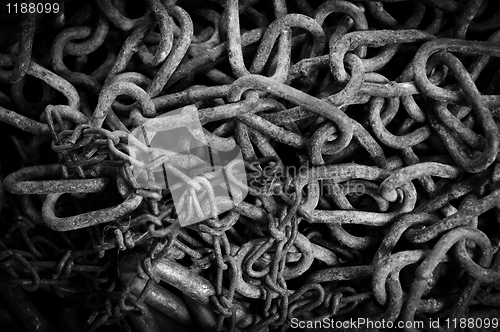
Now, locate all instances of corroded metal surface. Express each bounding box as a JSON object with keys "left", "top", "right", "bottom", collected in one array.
[{"left": 0, "top": 0, "right": 499, "bottom": 331}]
